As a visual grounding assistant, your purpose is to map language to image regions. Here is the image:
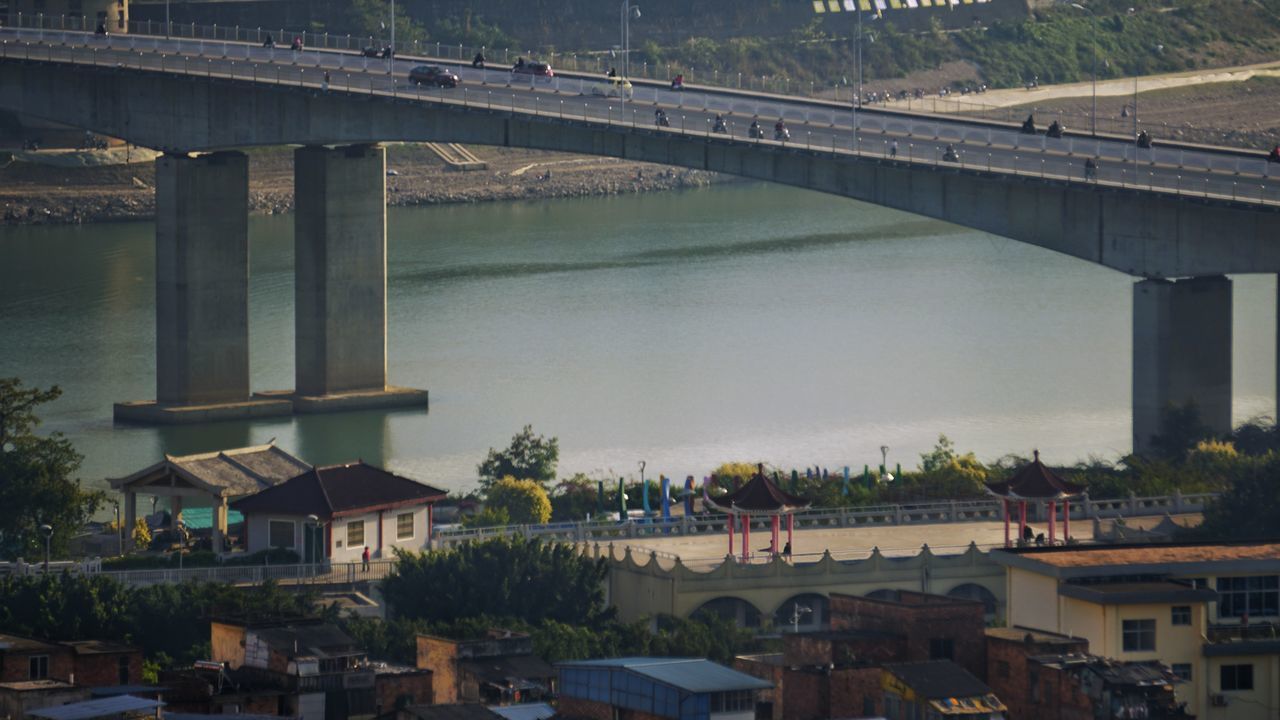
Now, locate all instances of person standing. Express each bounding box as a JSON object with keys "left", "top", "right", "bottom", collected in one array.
[
  {"left": 890, "top": 139, "right": 899, "bottom": 158},
  {"left": 323, "top": 70, "right": 331, "bottom": 92},
  {"left": 361, "top": 546, "right": 370, "bottom": 571}
]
